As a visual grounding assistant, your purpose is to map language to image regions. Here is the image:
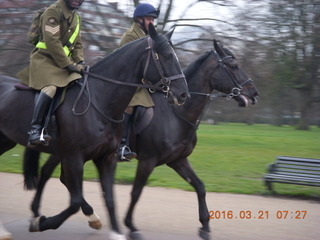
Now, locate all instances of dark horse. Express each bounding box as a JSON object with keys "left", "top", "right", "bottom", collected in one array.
[
  {"left": 22, "top": 40, "right": 259, "bottom": 239},
  {"left": 0, "top": 25, "right": 189, "bottom": 239}
]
